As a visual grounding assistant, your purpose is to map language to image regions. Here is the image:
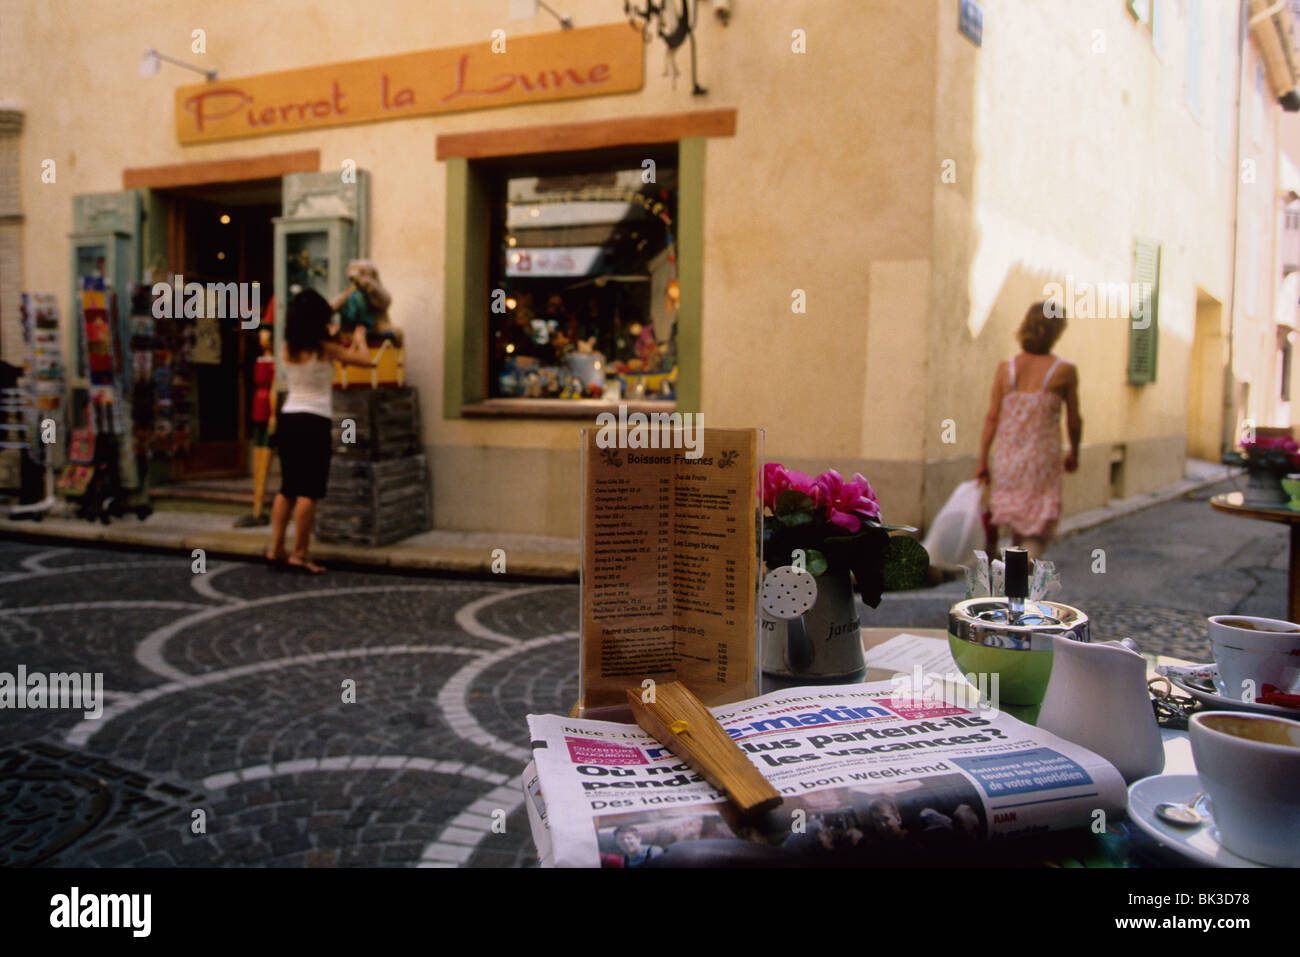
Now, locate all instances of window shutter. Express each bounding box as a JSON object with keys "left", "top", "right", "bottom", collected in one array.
[{"left": 1128, "top": 239, "right": 1161, "bottom": 384}]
